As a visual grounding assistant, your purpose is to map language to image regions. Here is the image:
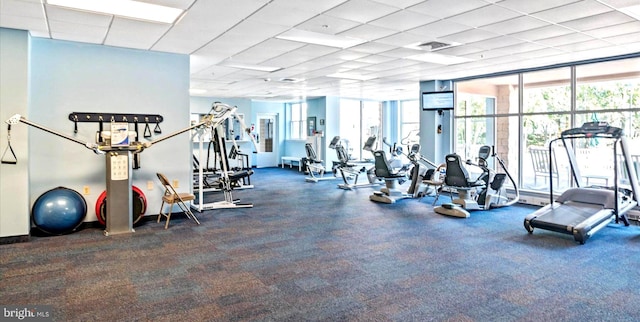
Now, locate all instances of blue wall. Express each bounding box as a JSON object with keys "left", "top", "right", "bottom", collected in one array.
[{"left": 28, "top": 38, "right": 190, "bottom": 223}]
